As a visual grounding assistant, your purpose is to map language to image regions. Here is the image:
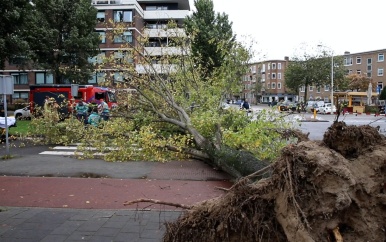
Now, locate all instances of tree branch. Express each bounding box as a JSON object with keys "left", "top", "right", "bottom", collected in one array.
[{"left": 123, "top": 198, "right": 192, "bottom": 209}]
